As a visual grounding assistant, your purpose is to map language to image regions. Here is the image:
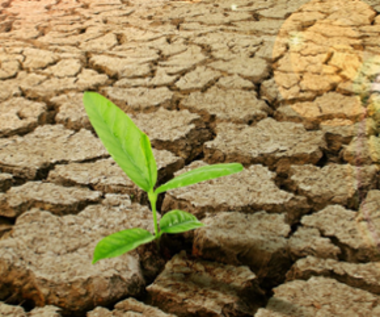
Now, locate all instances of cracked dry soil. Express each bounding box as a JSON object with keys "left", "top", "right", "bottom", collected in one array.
[{"left": 1, "top": 0, "right": 380, "bottom": 316}]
